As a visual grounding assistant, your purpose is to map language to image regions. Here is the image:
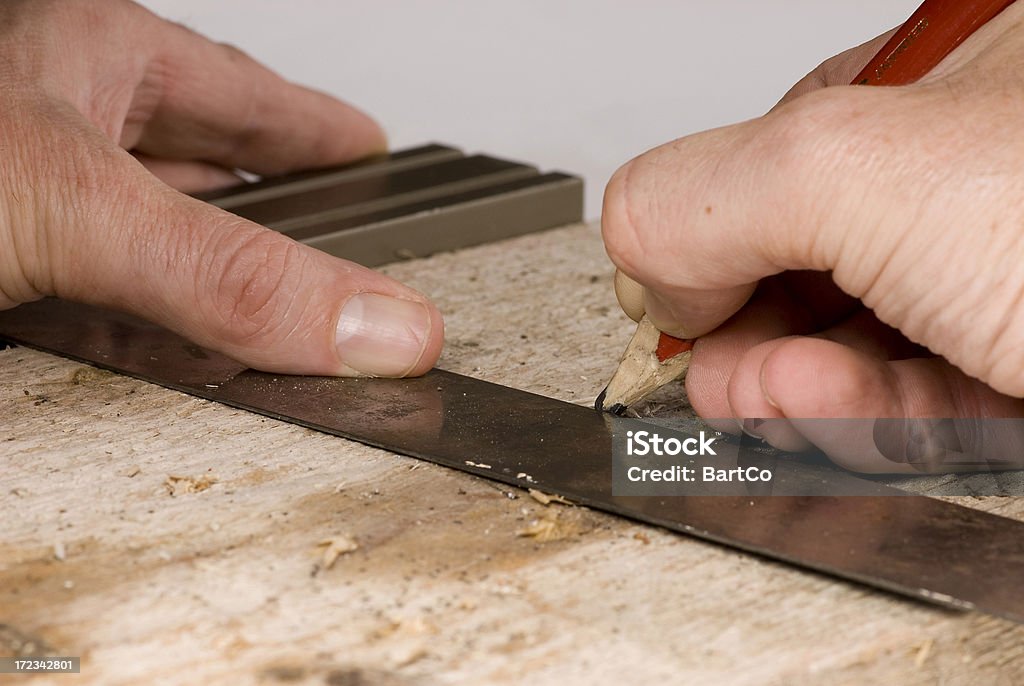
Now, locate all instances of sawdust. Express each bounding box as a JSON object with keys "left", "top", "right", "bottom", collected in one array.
[
  {"left": 69, "top": 366, "right": 114, "bottom": 385},
  {"left": 118, "top": 465, "right": 141, "bottom": 478},
  {"left": 914, "top": 638, "right": 934, "bottom": 668},
  {"left": 261, "top": 664, "right": 418, "bottom": 685},
  {"left": 516, "top": 510, "right": 588, "bottom": 542},
  {"left": 0, "top": 624, "right": 54, "bottom": 658},
  {"left": 373, "top": 617, "right": 438, "bottom": 640},
  {"left": 527, "top": 489, "right": 573, "bottom": 506},
  {"left": 371, "top": 616, "right": 438, "bottom": 666},
  {"left": 633, "top": 532, "right": 651, "bottom": 545},
  {"left": 164, "top": 473, "right": 218, "bottom": 496},
  {"left": 629, "top": 380, "right": 696, "bottom": 419},
  {"left": 390, "top": 644, "right": 428, "bottom": 668},
  {"left": 318, "top": 535, "right": 359, "bottom": 569}
]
